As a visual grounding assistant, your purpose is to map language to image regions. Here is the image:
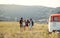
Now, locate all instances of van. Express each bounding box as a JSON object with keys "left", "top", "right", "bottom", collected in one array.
[{"left": 48, "top": 14, "right": 60, "bottom": 32}]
